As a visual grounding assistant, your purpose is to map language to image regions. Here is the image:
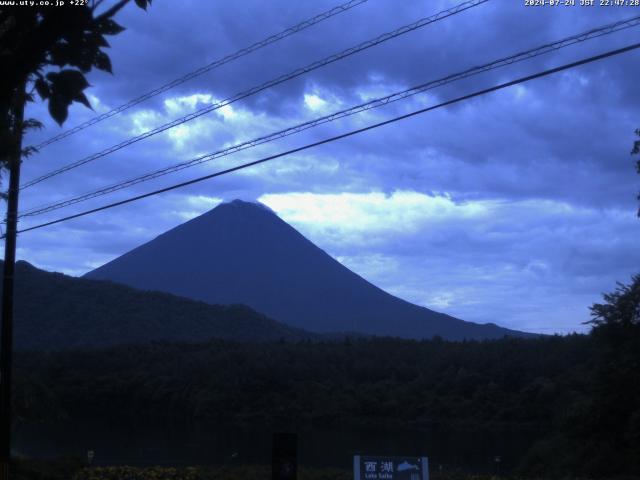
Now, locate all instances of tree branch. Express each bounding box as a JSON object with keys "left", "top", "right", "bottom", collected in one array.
[{"left": 94, "top": 0, "right": 131, "bottom": 22}]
